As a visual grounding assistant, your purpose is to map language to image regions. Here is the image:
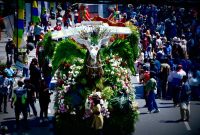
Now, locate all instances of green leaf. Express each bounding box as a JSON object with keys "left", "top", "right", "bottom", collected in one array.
[{"left": 52, "top": 39, "right": 87, "bottom": 74}]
